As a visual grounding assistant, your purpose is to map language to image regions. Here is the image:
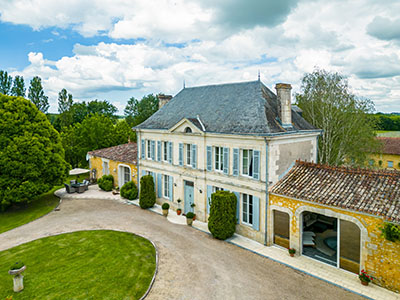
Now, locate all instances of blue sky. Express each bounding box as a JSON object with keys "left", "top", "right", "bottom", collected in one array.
[{"left": 1, "top": 0, "right": 400, "bottom": 113}]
